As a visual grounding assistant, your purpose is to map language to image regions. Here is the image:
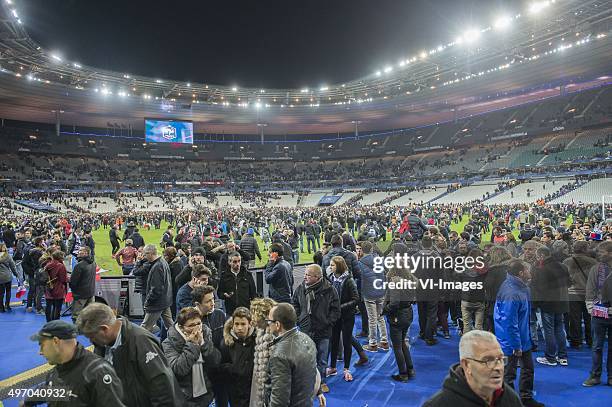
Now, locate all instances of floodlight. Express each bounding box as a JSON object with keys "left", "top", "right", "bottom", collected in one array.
[
  {"left": 419, "top": 51, "right": 427, "bottom": 59},
  {"left": 529, "top": 1, "right": 550, "bottom": 14},
  {"left": 50, "top": 54, "right": 62, "bottom": 62},
  {"left": 494, "top": 16, "right": 512, "bottom": 30},
  {"left": 463, "top": 29, "right": 481, "bottom": 43},
  {"left": 383, "top": 66, "right": 393, "bottom": 73},
  {"left": 255, "top": 102, "right": 262, "bottom": 108},
  {"left": 232, "top": 87, "right": 237, "bottom": 91},
  {"left": 320, "top": 86, "right": 328, "bottom": 91},
  {"left": 301, "top": 88, "right": 309, "bottom": 93},
  {"left": 375, "top": 71, "right": 381, "bottom": 77},
  {"left": 11, "top": 9, "right": 17, "bottom": 18},
  {"left": 73, "top": 63, "right": 82, "bottom": 68}
]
